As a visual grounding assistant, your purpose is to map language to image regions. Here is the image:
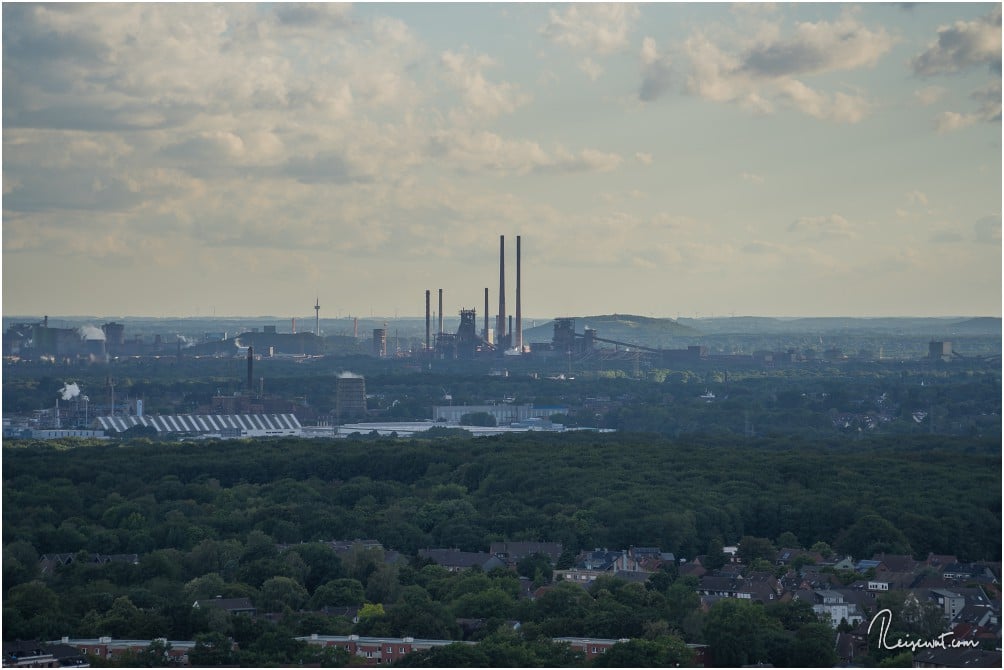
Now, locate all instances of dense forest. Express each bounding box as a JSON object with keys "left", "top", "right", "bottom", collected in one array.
[{"left": 3, "top": 432, "right": 1000, "bottom": 665}]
